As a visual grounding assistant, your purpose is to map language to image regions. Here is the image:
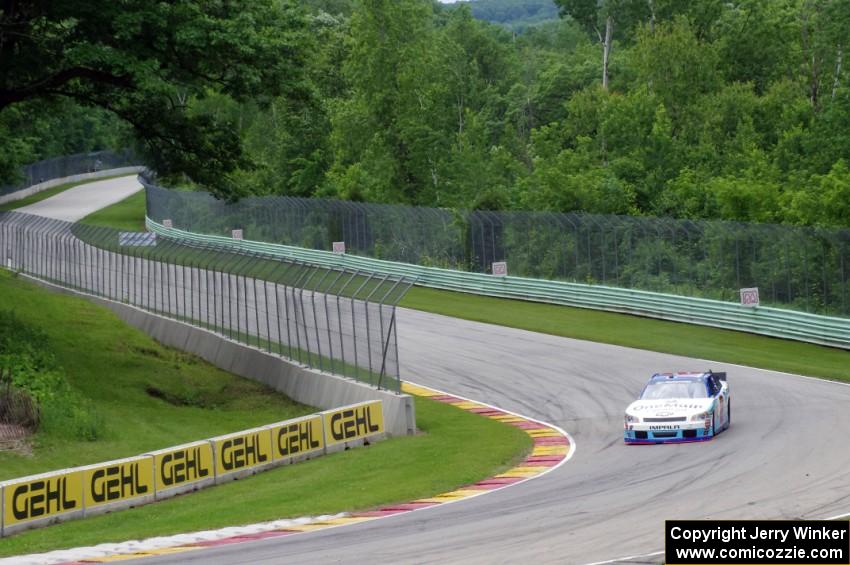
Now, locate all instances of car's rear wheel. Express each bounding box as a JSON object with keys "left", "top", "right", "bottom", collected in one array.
[
  {"left": 726, "top": 399, "right": 731, "bottom": 429},
  {"left": 711, "top": 412, "right": 716, "bottom": 437}
]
